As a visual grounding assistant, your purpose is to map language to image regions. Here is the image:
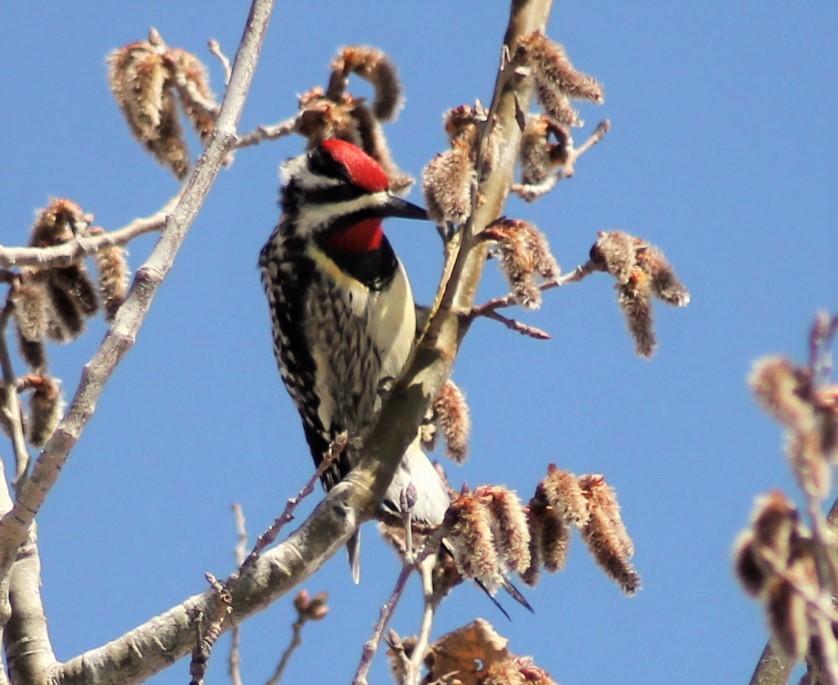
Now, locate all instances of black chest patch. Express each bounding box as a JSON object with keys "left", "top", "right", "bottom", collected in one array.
[{"left": 317, "top": 234, "right": 399, "bottom": 291}]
